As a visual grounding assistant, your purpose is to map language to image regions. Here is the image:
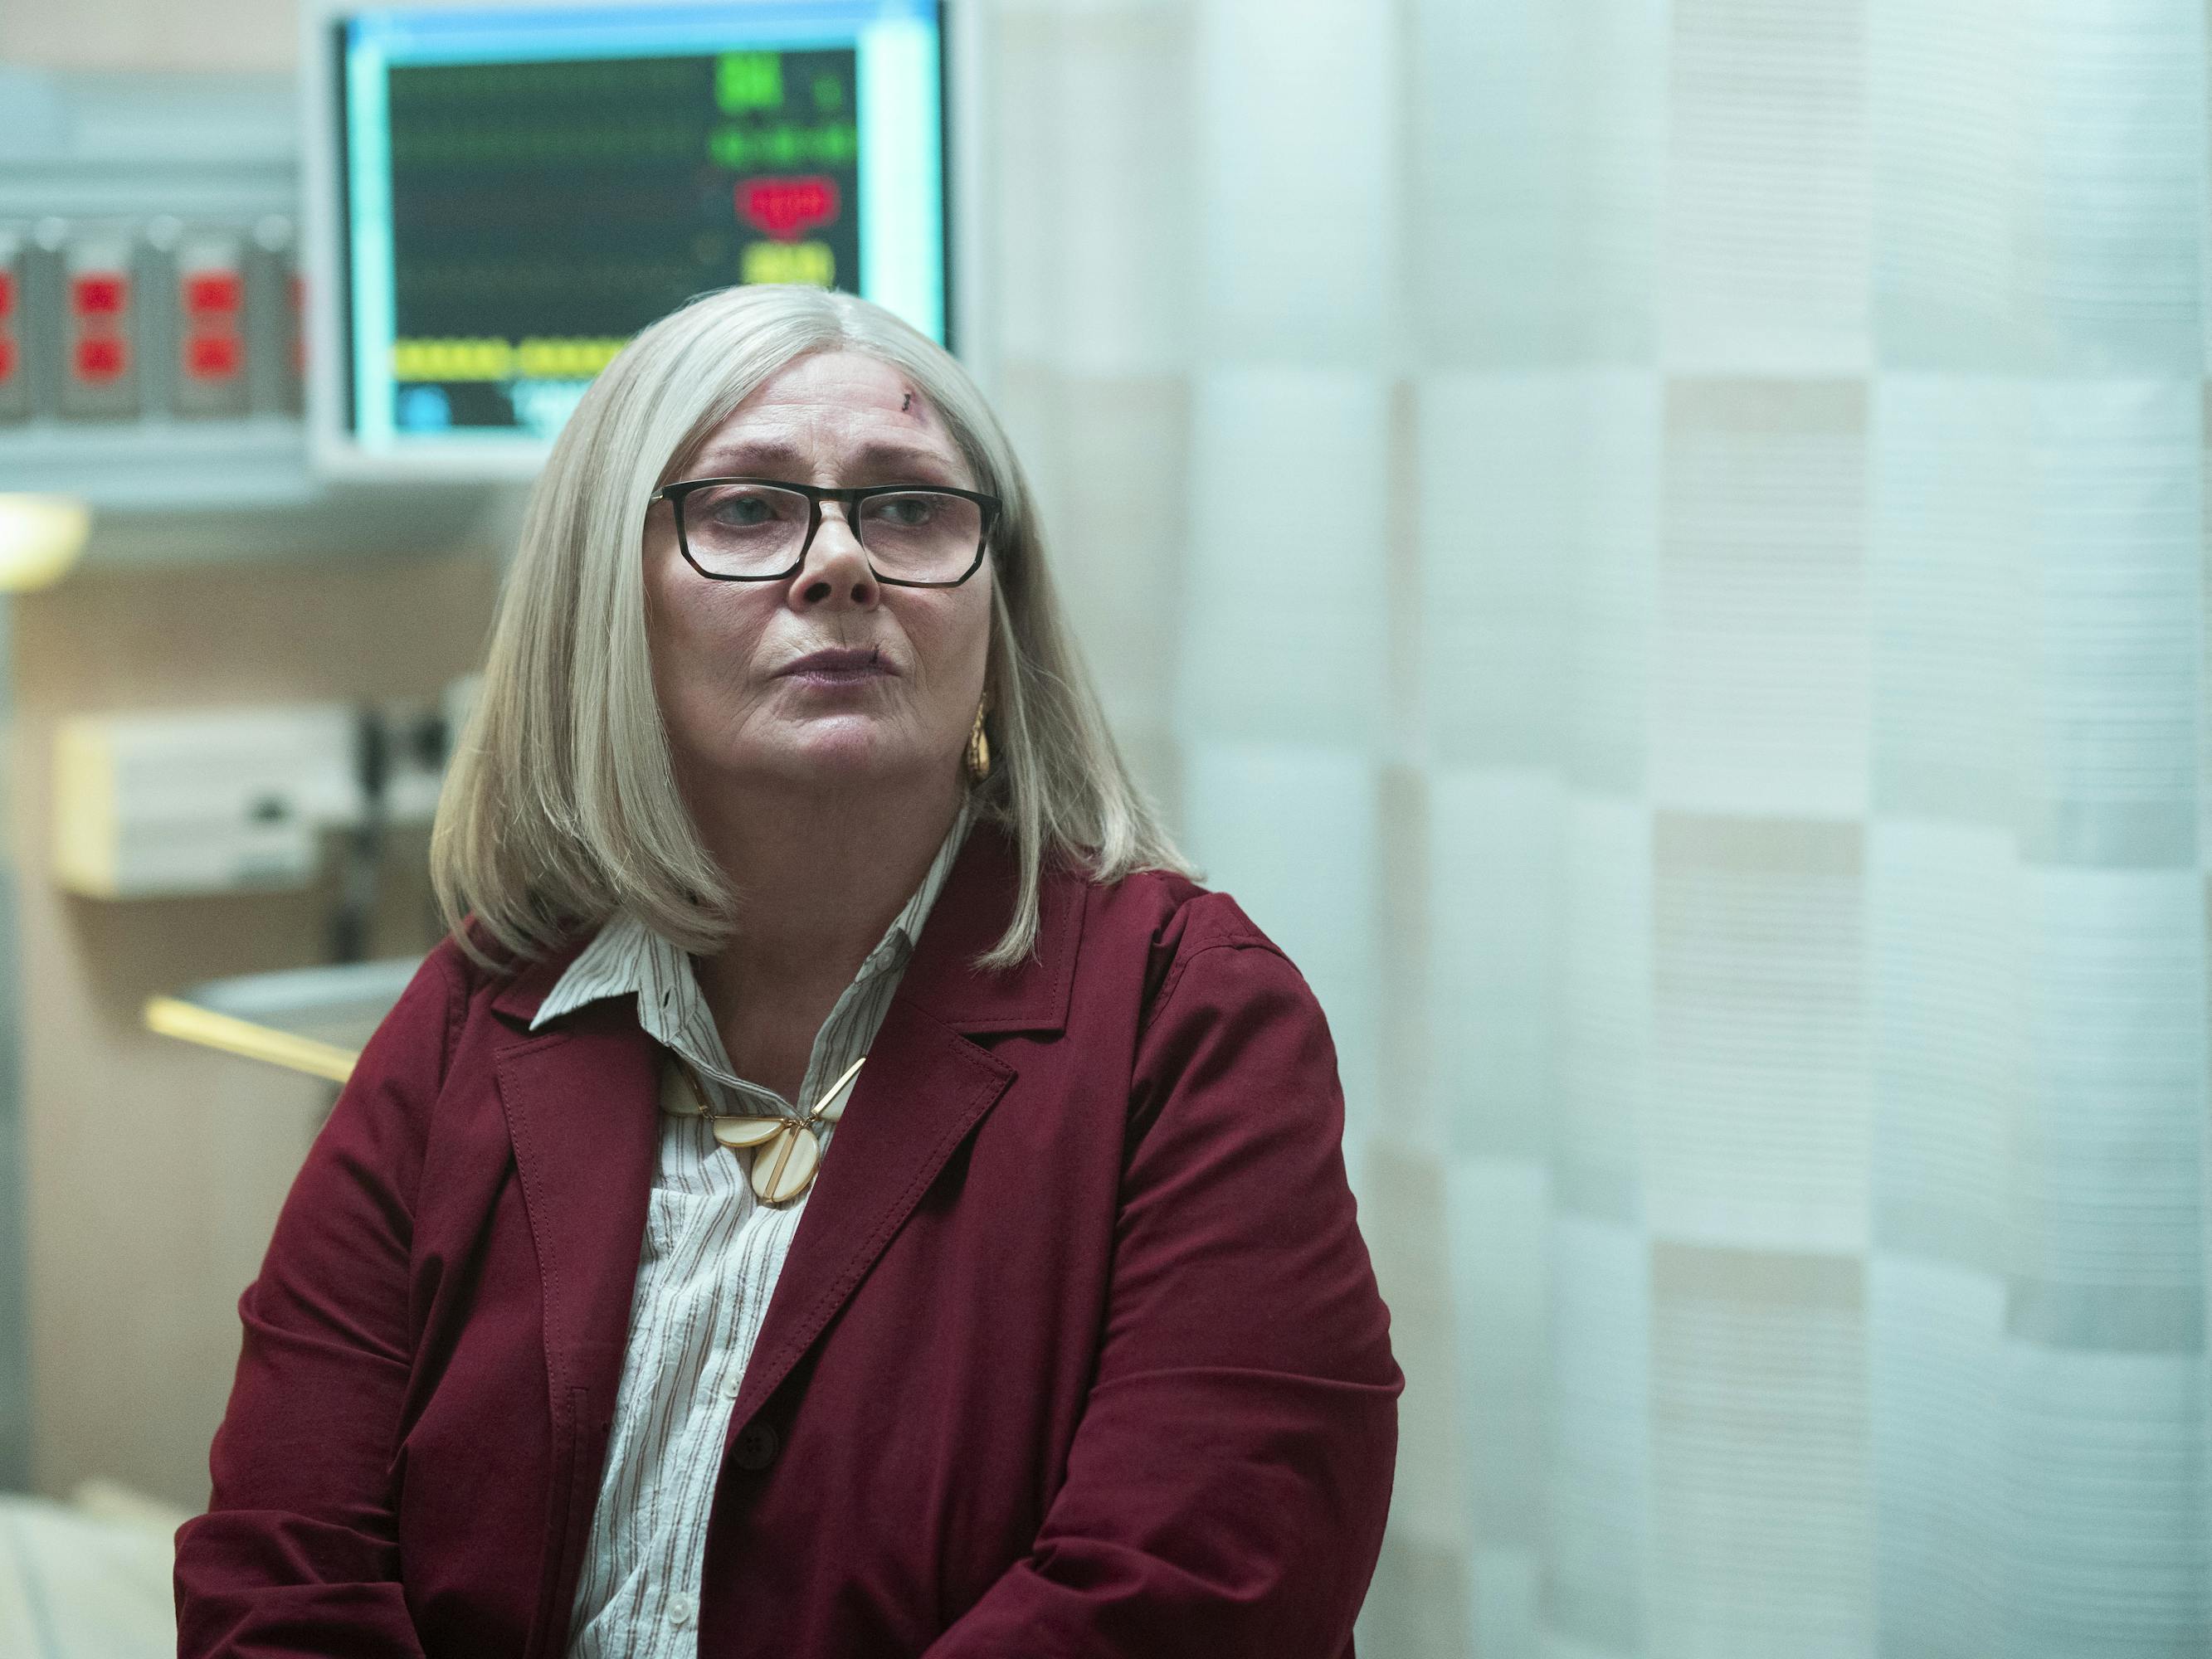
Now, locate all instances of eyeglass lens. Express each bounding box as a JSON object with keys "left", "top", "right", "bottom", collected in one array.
[{"left": 679, "top": 485, "right": 983, "bottom": 581}]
